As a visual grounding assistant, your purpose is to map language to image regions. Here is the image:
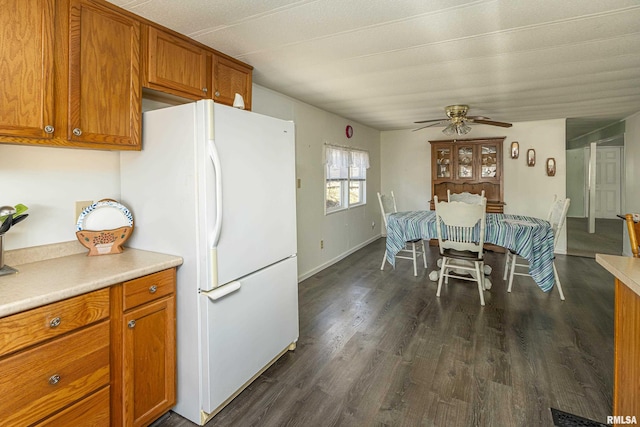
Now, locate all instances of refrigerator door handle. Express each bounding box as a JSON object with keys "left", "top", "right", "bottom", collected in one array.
[
  {"left": 207, "top": 139, "right": 223, "bottom": 248},
  {"left": 207, "top": 139, "right": 223, "bottom": 288},
  {"left": 203, "top": 280, "right": 241, "bottom": 301}
]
